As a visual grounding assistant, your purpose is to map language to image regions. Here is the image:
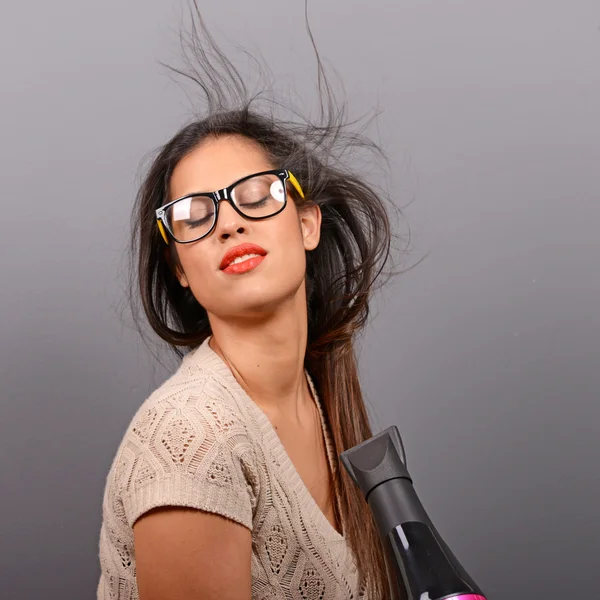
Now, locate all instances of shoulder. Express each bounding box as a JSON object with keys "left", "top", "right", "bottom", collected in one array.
[
  {"left": 127, "top": 363, "right": 249, "bottom": 447},
  {"left": 103, "top": 358, "right": 261, "bottom": 529},
  {"left": 121, "top": 358, "right": 256, "bottom": 470},
  {"left": 127, "top": 335, "right": 259, "bottom": 441}
]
